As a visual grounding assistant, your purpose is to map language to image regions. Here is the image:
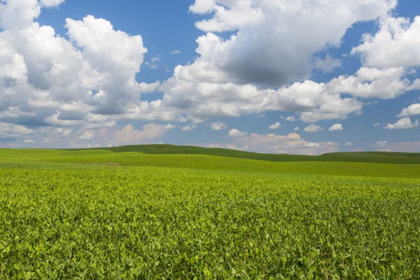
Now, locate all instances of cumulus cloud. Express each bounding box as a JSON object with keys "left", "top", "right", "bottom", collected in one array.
[
  {"left": 398, "top": 104, "right": 420, "bottom": 117},
  {"left": 0, "top": 0, "right": 171, "bottom": 147},
  {"left": 158, "top": 0, "right": 398, "bottom": 125},
  {"left": 314, "top": 55, "right": 342, "bottom": 73},
  {"left": 345, "top": 142, "right": 353, "bottom": 146},
  {"left": 352, "top": 16, "right": 420, "bottom": 68},
  {"left": 187, "top": 0, "right": 395, "bottom": 87},
  {"left": 269, "top": 122, "right": 280, "bottom": 130},
  {"left": 114, "top": 123, "right": 175, "bottom": 145},
  {"left": 384, "top": 118, "right": 419, "bottom": 130},
  {"left": 226, "top": 129, "right": 339, "bottom": 155},
  {"left": 161, "top": 78, "right": 363, "bottom": 123},
  {"left": 0, "top": 122, "right": 33, "bottom": 138},
  {"left": 79, "top": 131, "right": 94, "bottom": 141},
  {"left": 284, "top": 116, "right": 296, "bottom": 122},
  {"left": 0, "top": 1, "right": 158, "bottom": 120},
  {"left": 1, "top": 0, "right": 419, "bottom": 152},
  {"left": 329, "top": 124, "right": 344, "bottom": 131},
  {"left": 304, "top": 124, "right": 323, "bottom": 133},
  {"left": 210, "top": 121, "right": 227, "bottom": 130},
  {"left": 228, "top": 129, "right": 246, "bottom": 137},
  {"left": 181, "top": 125, "right": 196, "bottom": 131},
  {"left": 327, "top": 67, "right": 417, "bottom": 99}
]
